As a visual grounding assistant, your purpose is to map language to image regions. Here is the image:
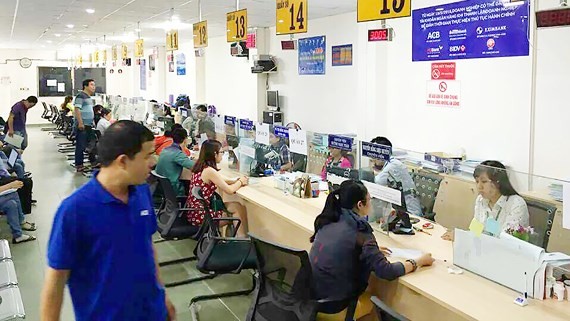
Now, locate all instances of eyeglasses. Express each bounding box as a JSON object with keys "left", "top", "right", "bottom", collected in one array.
[{"left": 216, "top": 150, "right": 226, "bottom": 155}]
